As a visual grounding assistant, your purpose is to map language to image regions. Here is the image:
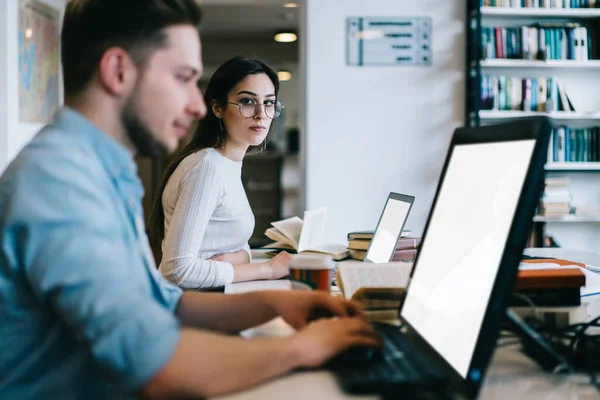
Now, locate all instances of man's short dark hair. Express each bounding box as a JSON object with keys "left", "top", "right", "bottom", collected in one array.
[{"left": 61, "top": 0, "right": 203, "bottom": 97}]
